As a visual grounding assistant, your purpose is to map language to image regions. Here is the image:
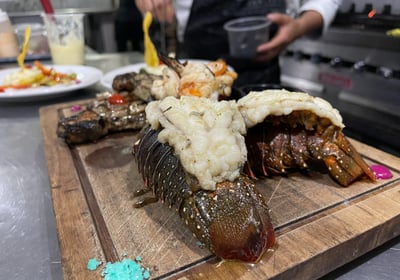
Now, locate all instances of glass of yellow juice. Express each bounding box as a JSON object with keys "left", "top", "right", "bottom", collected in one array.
[{"left": 42, "top": 13, "right": 85, "bottom": 65}]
